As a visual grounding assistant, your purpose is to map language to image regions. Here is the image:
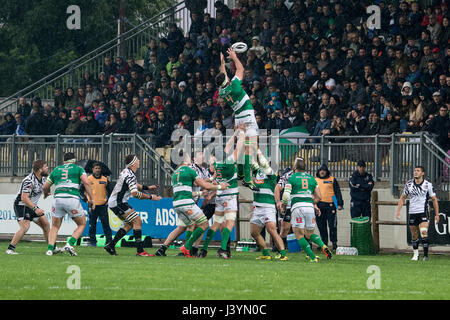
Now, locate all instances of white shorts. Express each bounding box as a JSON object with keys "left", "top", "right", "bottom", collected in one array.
[
  {"left": 215, "top": 195, "right": 238, "bottom": 213},
  {"left": 291, "top": 205, "right": 316, "bottom": 230},
  {"left": 235, "top": 111, "right": 258, "bottom": 137},
  {"left": 250, "top": 205, "right": 277, "bottom": 227},
  {"left": 175, "top": 204, "right": 206, "bottom": 227},
  {"left": 52, "top": 197, "right": 86, "bottom": 219}
]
